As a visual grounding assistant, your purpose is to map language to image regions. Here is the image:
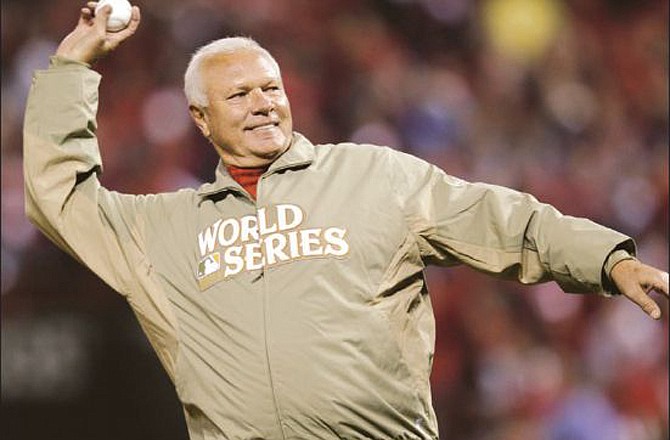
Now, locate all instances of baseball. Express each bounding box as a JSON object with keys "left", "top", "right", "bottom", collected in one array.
[{"left": 95, "top": 0, "right": 133, "bottom": 32}]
